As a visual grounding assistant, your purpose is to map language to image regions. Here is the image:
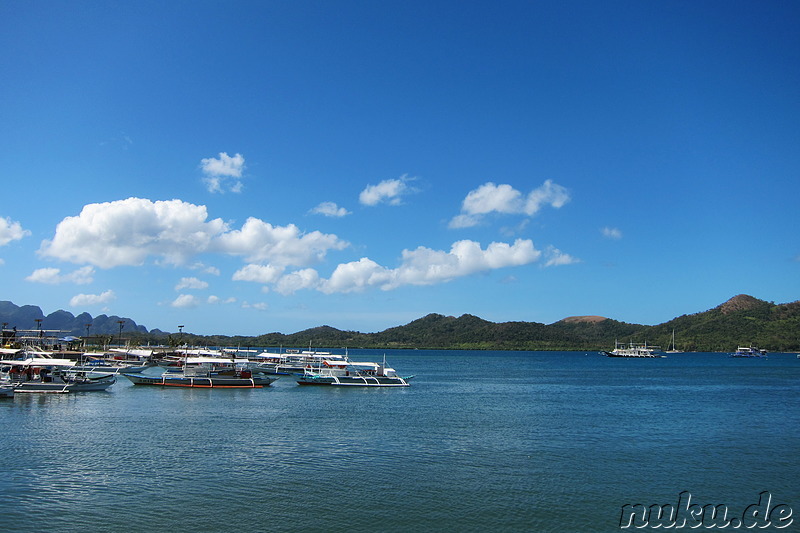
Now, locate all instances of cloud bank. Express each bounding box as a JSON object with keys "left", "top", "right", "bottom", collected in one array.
[
  {"left": 236, "top": 238, "right": 544, "bottom": 295},
  {"left": 38, "top": 198, "right": 347, "bottom": 270}
]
